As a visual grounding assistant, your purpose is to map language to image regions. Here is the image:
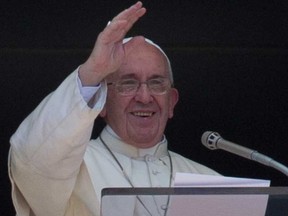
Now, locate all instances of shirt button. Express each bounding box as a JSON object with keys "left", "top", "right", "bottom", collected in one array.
[
  {"left": 152, "top": 170, "right": 160, "bottom": 175},
  {"left": 145, "top": 155, "right": 155, "bottom": 162}
]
